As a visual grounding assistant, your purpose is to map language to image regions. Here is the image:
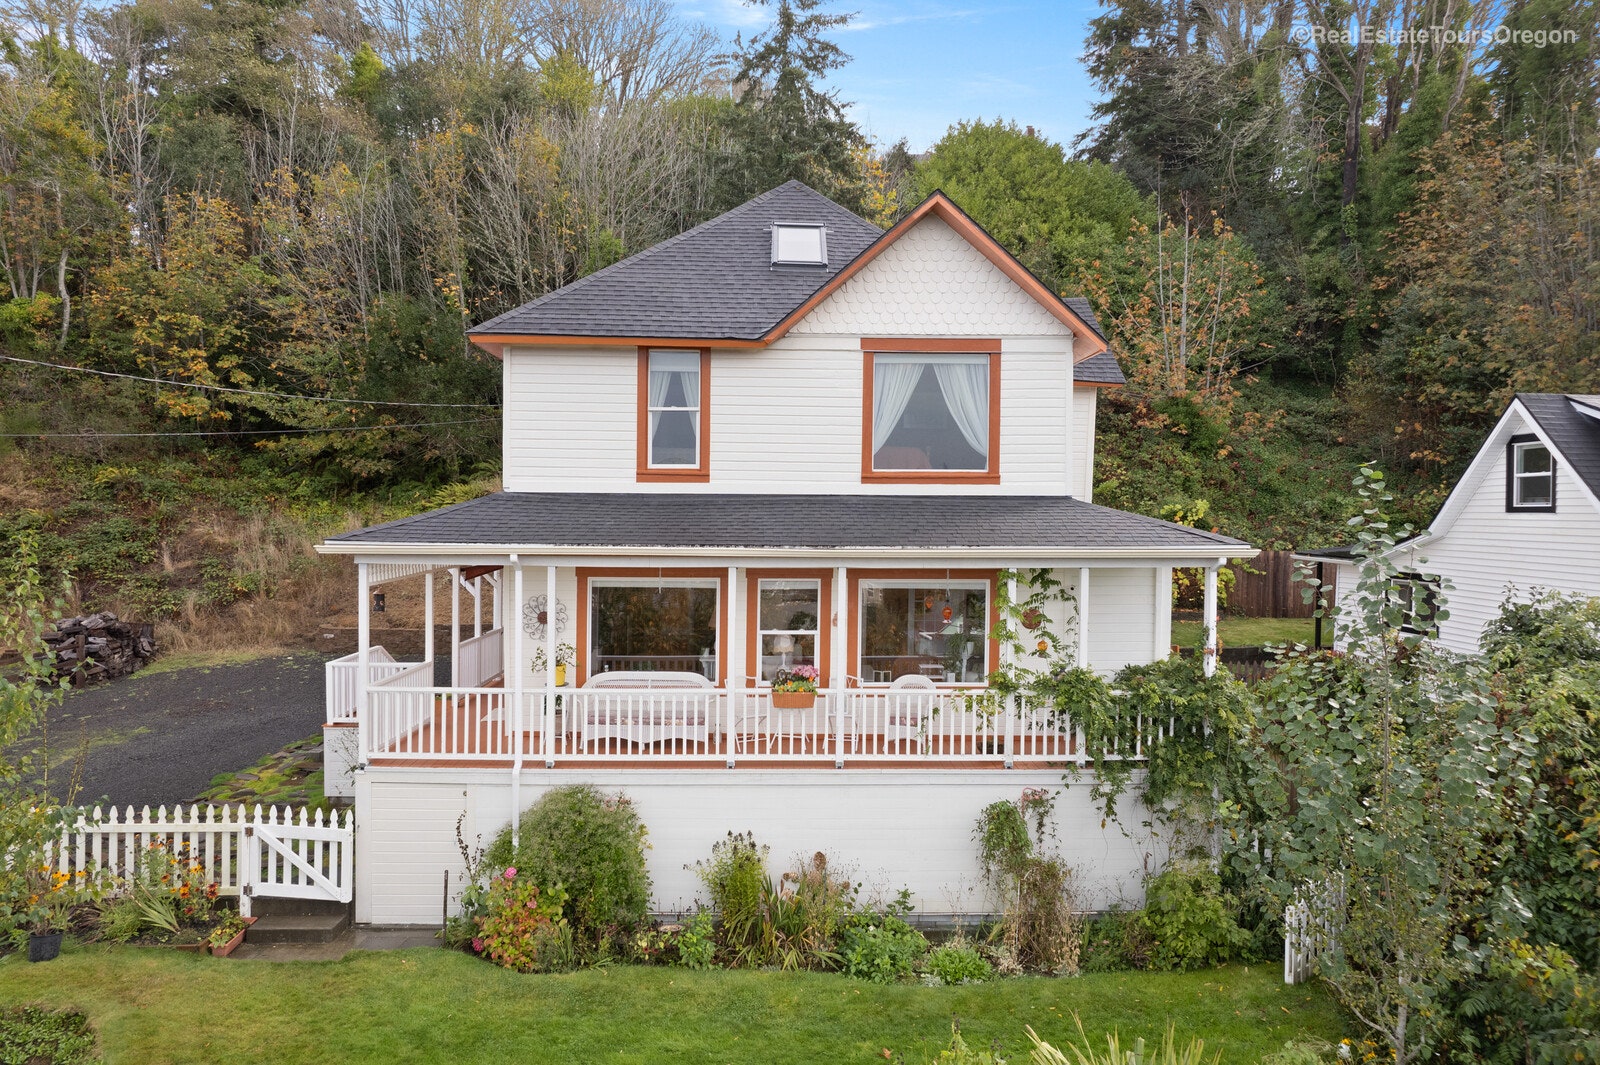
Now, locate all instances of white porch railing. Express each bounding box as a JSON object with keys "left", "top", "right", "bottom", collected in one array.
[
  {"left": 324, "top": 646, "right": 405, "bottom": 724},
  {"left": 456, "top": 628, "right": 504, "bottom": 688},
  {"left": 353, "top": 685, "right": 1163, "bottom": 767},
  {"left": 46, "top": 804, "right": 354, "bottom": 916}
]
